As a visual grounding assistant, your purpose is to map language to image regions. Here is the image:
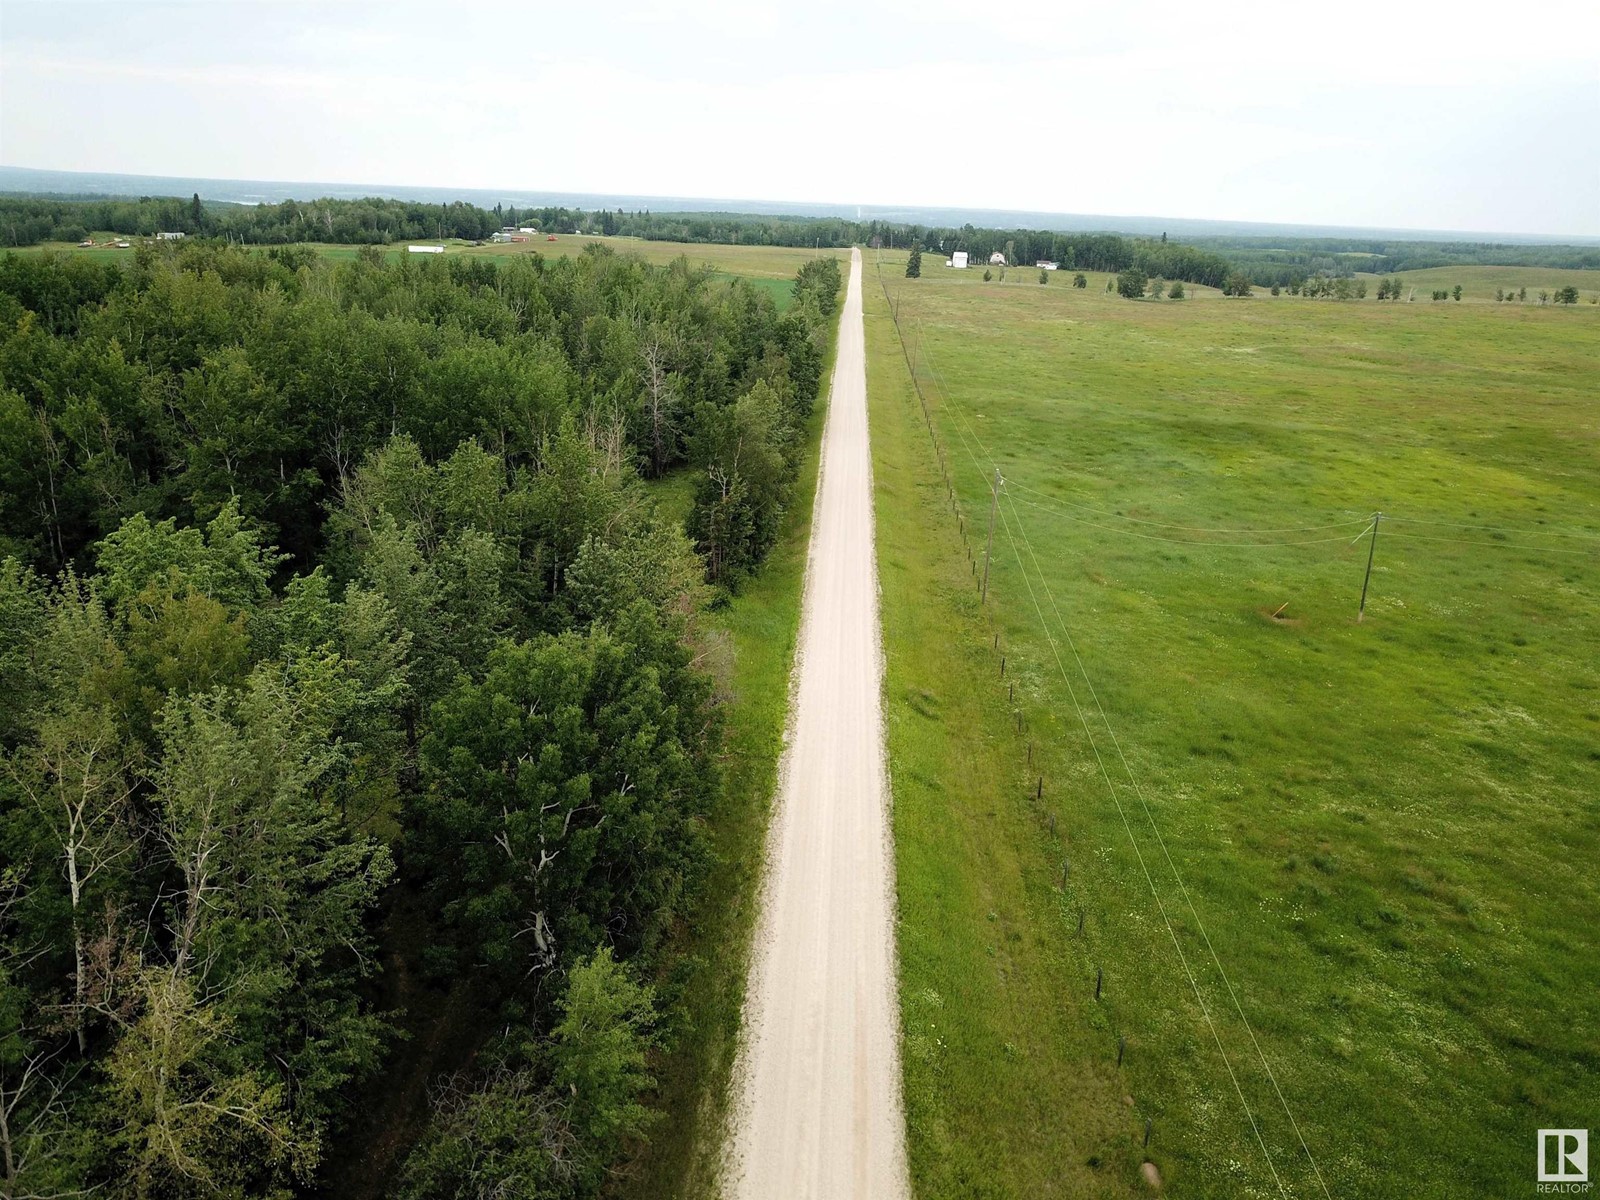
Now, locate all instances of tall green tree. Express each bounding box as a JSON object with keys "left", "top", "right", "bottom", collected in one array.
[
  {"left": 415, "top": 607, "right": 715, "bottom": 977},
  {"left": 687, "top": 382, "right": 797, "bottom": 587},
  {"left": 1116, "top": 268, "right": 1147, "bottom": 299}
]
